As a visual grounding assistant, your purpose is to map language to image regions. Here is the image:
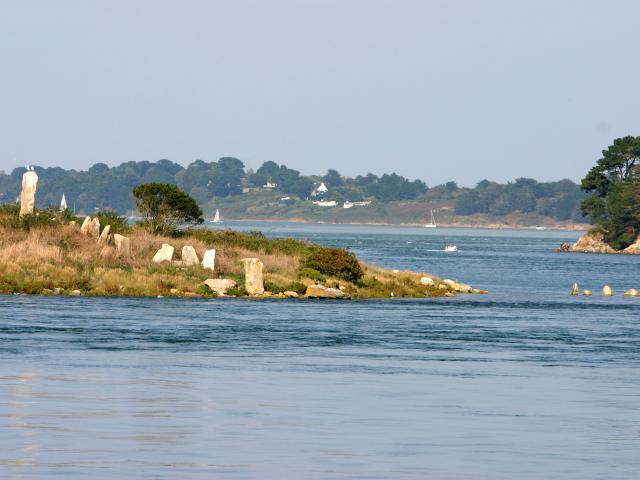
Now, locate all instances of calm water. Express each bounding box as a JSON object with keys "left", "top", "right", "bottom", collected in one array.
[{"left": 1, "top": 223, "right": 639, "bottom": 479}]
